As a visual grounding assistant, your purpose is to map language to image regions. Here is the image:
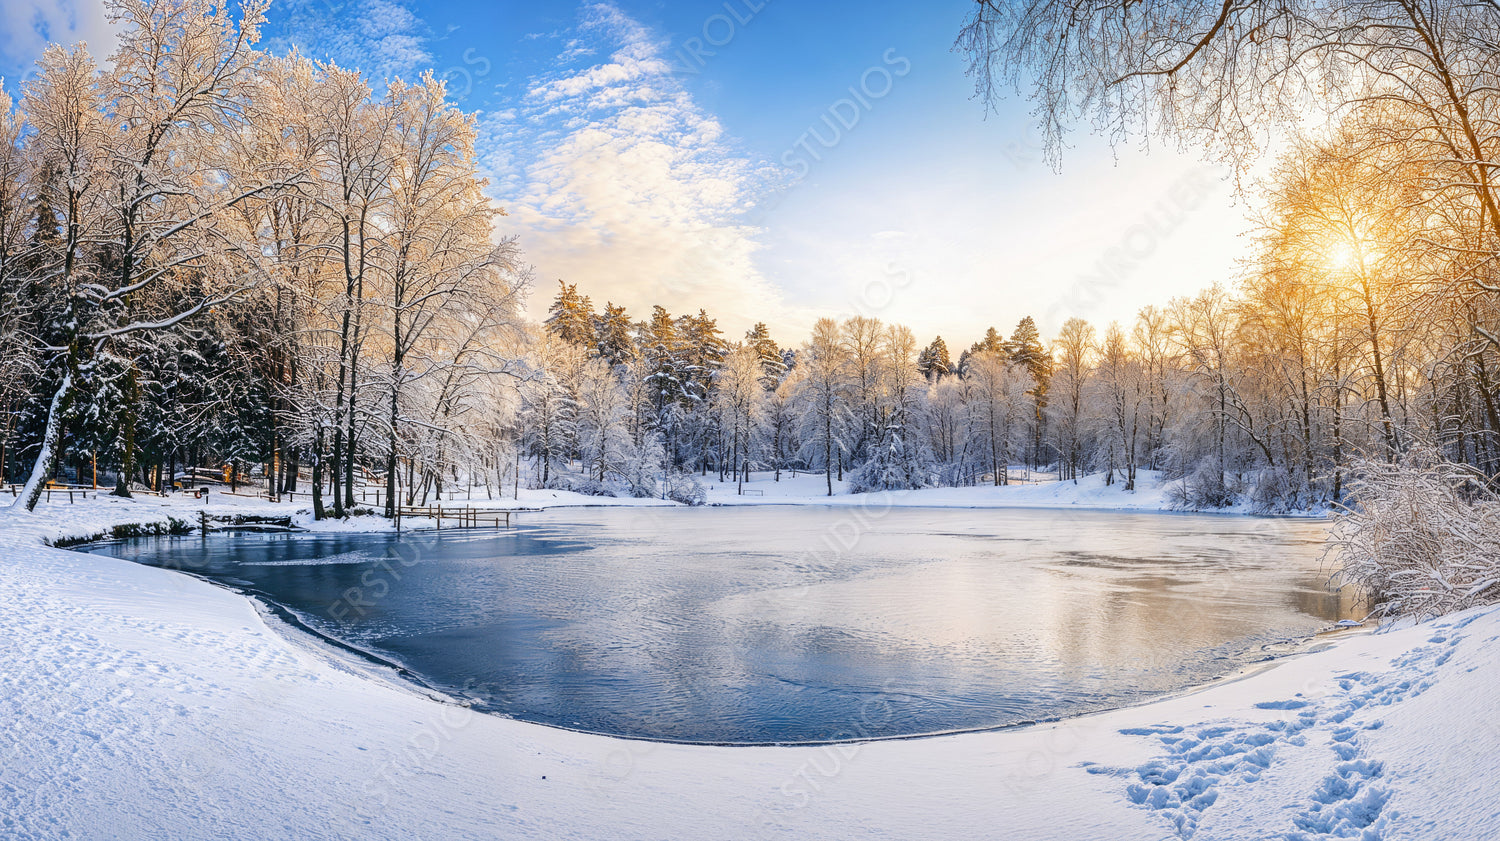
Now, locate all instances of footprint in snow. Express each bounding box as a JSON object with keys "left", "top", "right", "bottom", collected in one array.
[{"left": 1088, "top": 630, "right": 1463, "bottom": 839}]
